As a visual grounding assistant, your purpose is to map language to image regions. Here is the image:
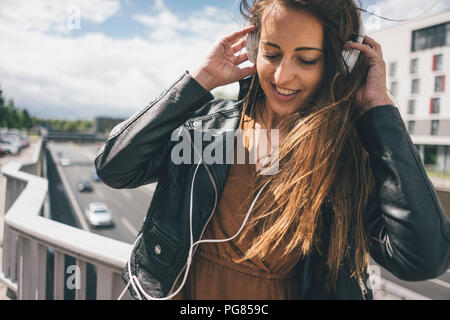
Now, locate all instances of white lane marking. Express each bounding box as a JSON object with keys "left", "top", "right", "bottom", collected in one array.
[
  {"left": 428, "top": 278, "right": 450, "bottom": 289},
  {"left": 96, "top": 189, "right": 105, "bottom": 200},
  {"left": 70, "top": 142, "right": 97, "bottom": 162},
  {"left": 120, "top": 216, "right": 138, "bottom": 237}
]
